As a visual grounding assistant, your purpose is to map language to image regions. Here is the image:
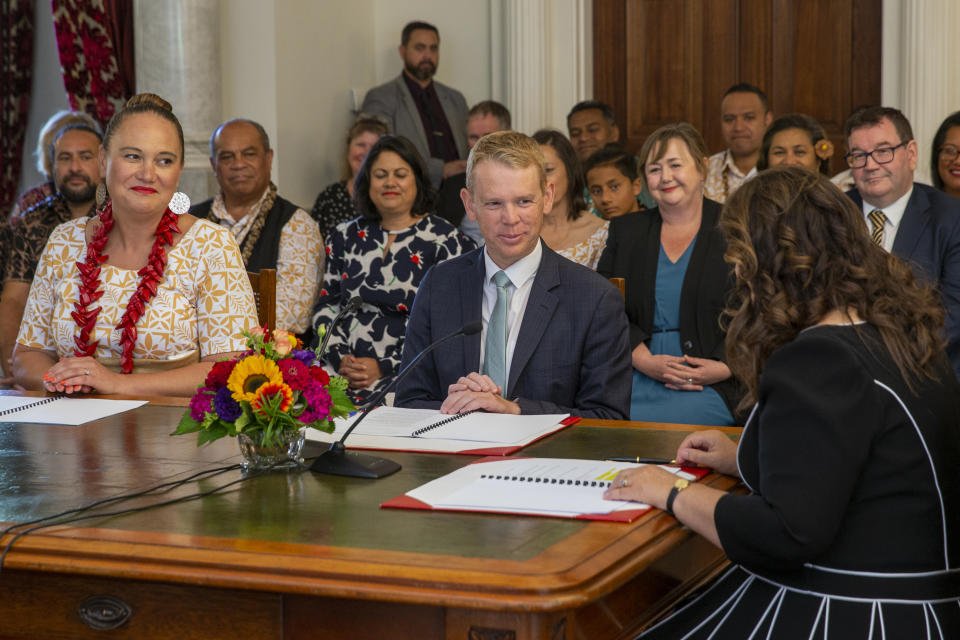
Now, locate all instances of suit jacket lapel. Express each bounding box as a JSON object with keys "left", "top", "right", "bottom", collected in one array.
[
  {"left": 892, "top": 186, "right": 930, "bottom": 260},
  {"left": 507, "top": 244, "right": 559, "bottom": 396},
  {"left": 462, "top": 251, "right": 484, "bottom": 373},
  {"left": 395, "top": 75, "right": 429, "bottom": 147}
]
